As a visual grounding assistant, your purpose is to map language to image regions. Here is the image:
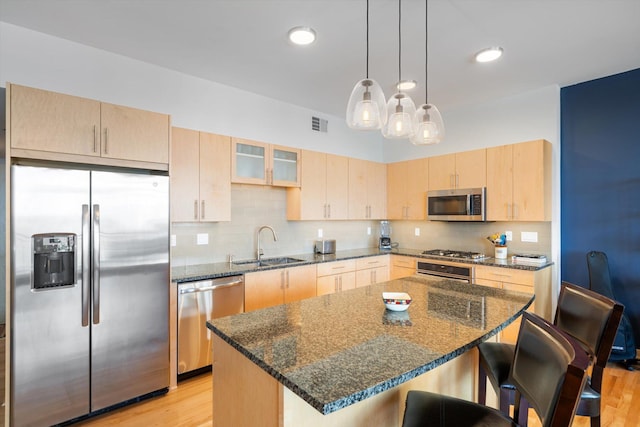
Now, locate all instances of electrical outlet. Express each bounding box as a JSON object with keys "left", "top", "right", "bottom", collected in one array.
[
  {"left": 415, "top": 227, "right": 420, "bottom": 236},
  {"left": 521, "top": 231, "right": 538, "bottom": 243},
  {"left": 196, "top": 233, "right": 209, "bottom": 245},
  {"left": 170, "top": 234, "right": 176, "bottom": 247},
  {"left": 317, "top": 228, "right": 323, "bottom": 238},
  {"left": 505, "top": 231, "right": 513, "bottom": 241},
  {"left": 367, "top": 227, "right": 371, "bottom": 235}
]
